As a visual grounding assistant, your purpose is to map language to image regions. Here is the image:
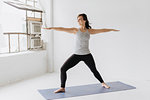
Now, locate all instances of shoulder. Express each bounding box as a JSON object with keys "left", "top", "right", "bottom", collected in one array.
[
  {"left": 71, "top": 27, "right": 79, "bottom": 34},
  {"left": 87, "top": 29, "right": 94, "bottom": 34}
]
